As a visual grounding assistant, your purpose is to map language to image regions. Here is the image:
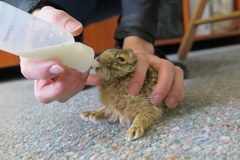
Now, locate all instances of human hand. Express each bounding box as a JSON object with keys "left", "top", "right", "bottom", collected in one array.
[
  {"left": 20, "top": 6, "right": 102, "bottom": 103},
  {"left": 123, "top": 36, "right": 184, "bottom": 109}
]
